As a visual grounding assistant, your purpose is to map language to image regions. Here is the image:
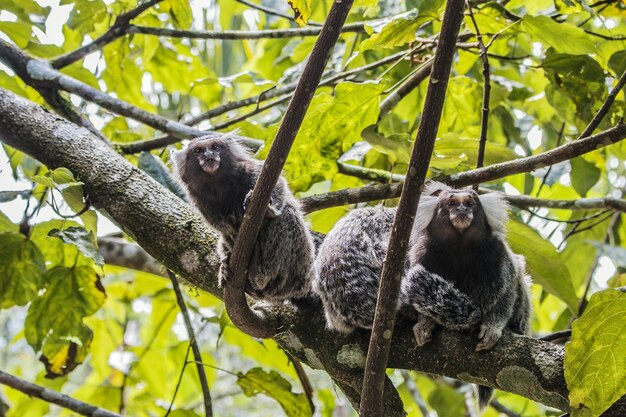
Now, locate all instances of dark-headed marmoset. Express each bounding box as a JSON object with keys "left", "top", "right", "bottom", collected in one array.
[
  {"left": 402, "top": 181, "right": 532, "bottom": 408},
  {"left": 171, "top": 134, "right": 315, "bottom": 302}
]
